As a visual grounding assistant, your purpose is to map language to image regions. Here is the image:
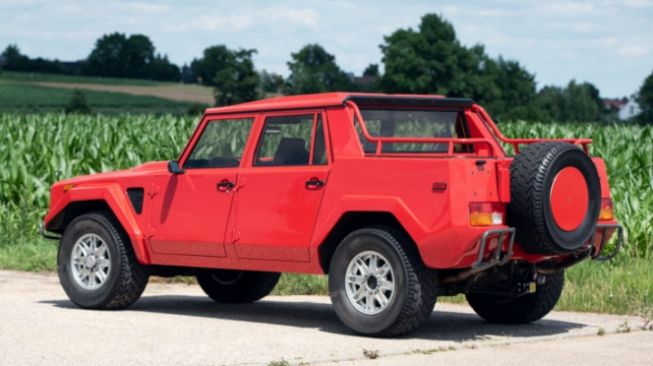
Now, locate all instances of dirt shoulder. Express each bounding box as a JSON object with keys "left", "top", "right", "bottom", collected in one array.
[{"left": 32, "top": 81, "right": 214, "bottom": 104}]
